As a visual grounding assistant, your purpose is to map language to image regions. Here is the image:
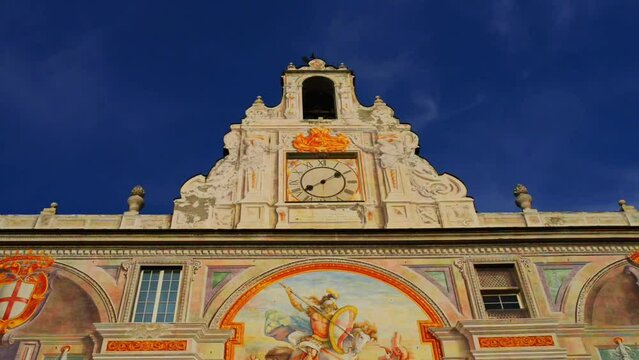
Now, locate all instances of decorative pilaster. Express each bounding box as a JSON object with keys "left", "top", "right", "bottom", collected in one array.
[{"left": 237, "top": 132, "right": 277, "bottom": 228}]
